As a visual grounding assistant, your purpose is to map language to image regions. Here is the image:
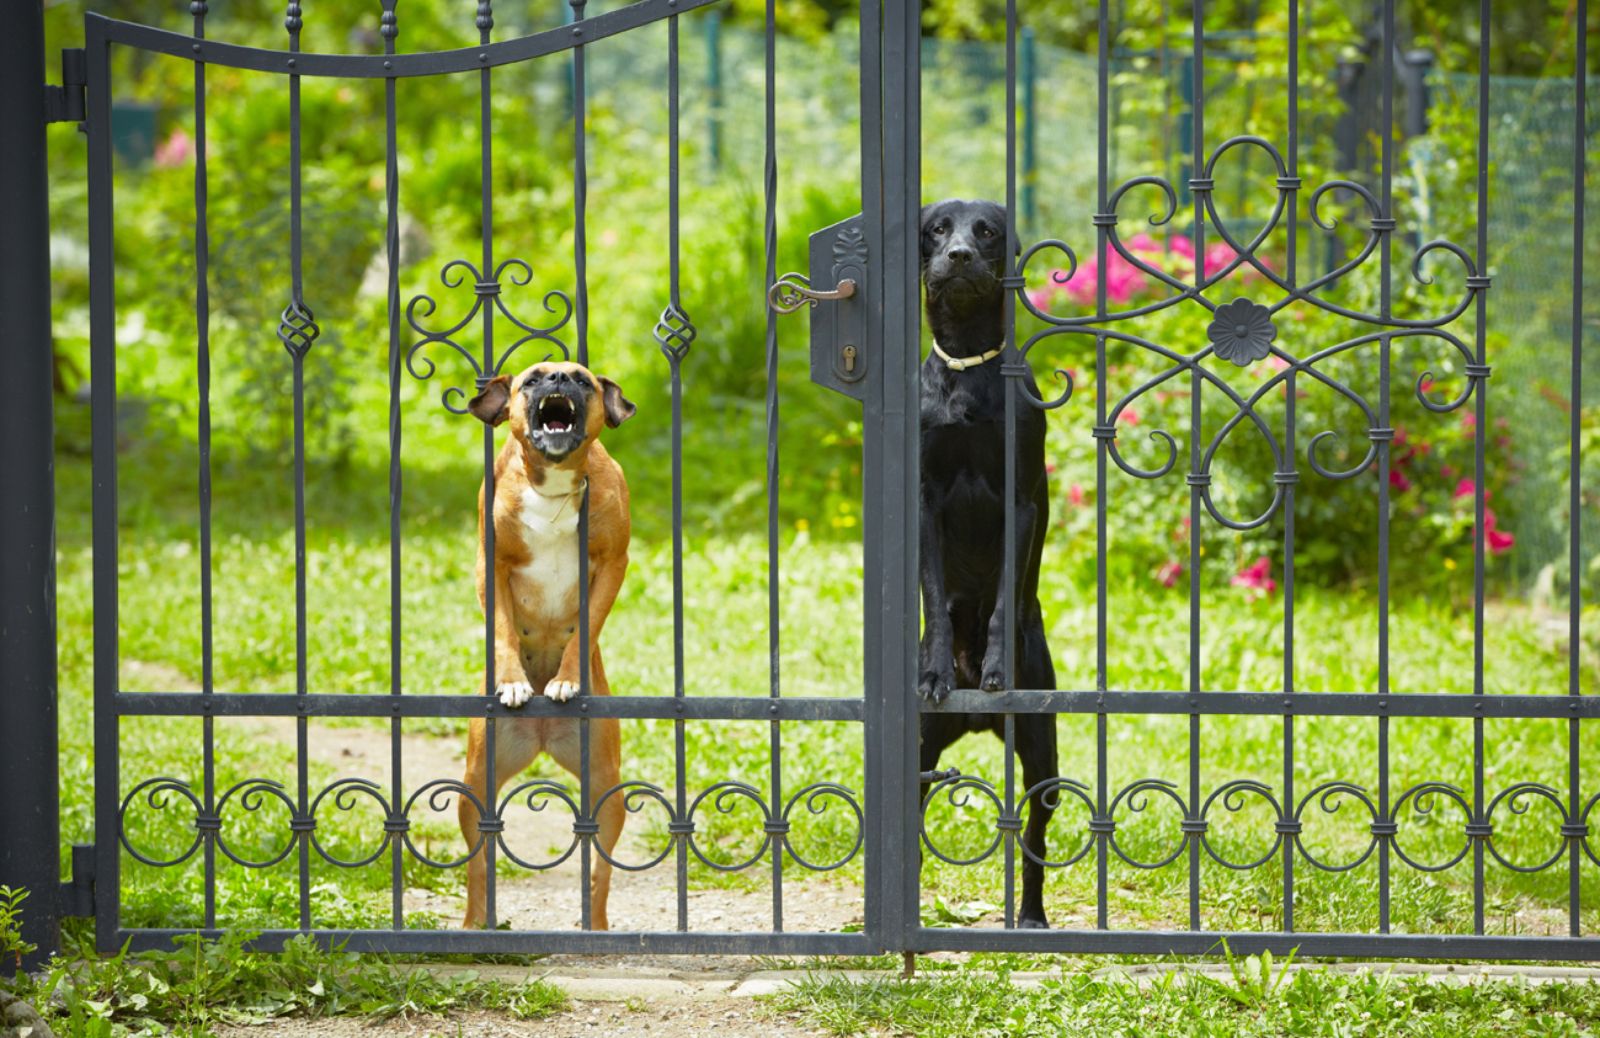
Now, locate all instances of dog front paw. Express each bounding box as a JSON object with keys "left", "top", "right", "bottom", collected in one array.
[
  {"left": 917, "top": 667, "right": 955, "bottom": 705},
  {"left": 979, "top": 651, "right": 1006, "bottom": 693},
  {"left": 543, "top": 678, "right": 581, "bottom": 702},
  {"left": 497, "top": 681, "right": 535, "bottom": 708}
]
